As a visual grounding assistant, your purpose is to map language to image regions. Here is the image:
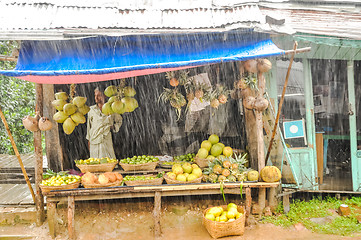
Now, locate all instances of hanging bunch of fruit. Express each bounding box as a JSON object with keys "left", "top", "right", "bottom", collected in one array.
[
  {"left": 23, "top": 111, "right": 53, "bottom": 132},
  {"left": 159, "top": 87, "right": 187, "bottom": 120},
  {"left": 235, "top": 59, "right": 272, "bottom": 111},
  {"left": 205, "top": 84, "right": 230, "bottom": 109},
  {"left": 102, "top": 80, "right": 138, "bottom": 115},
  {"left": 202, "top": 153, "right": 249, "bottom": 183},
  {"left": 51, "top": 84, "right": 90, "bottom": 135}
]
